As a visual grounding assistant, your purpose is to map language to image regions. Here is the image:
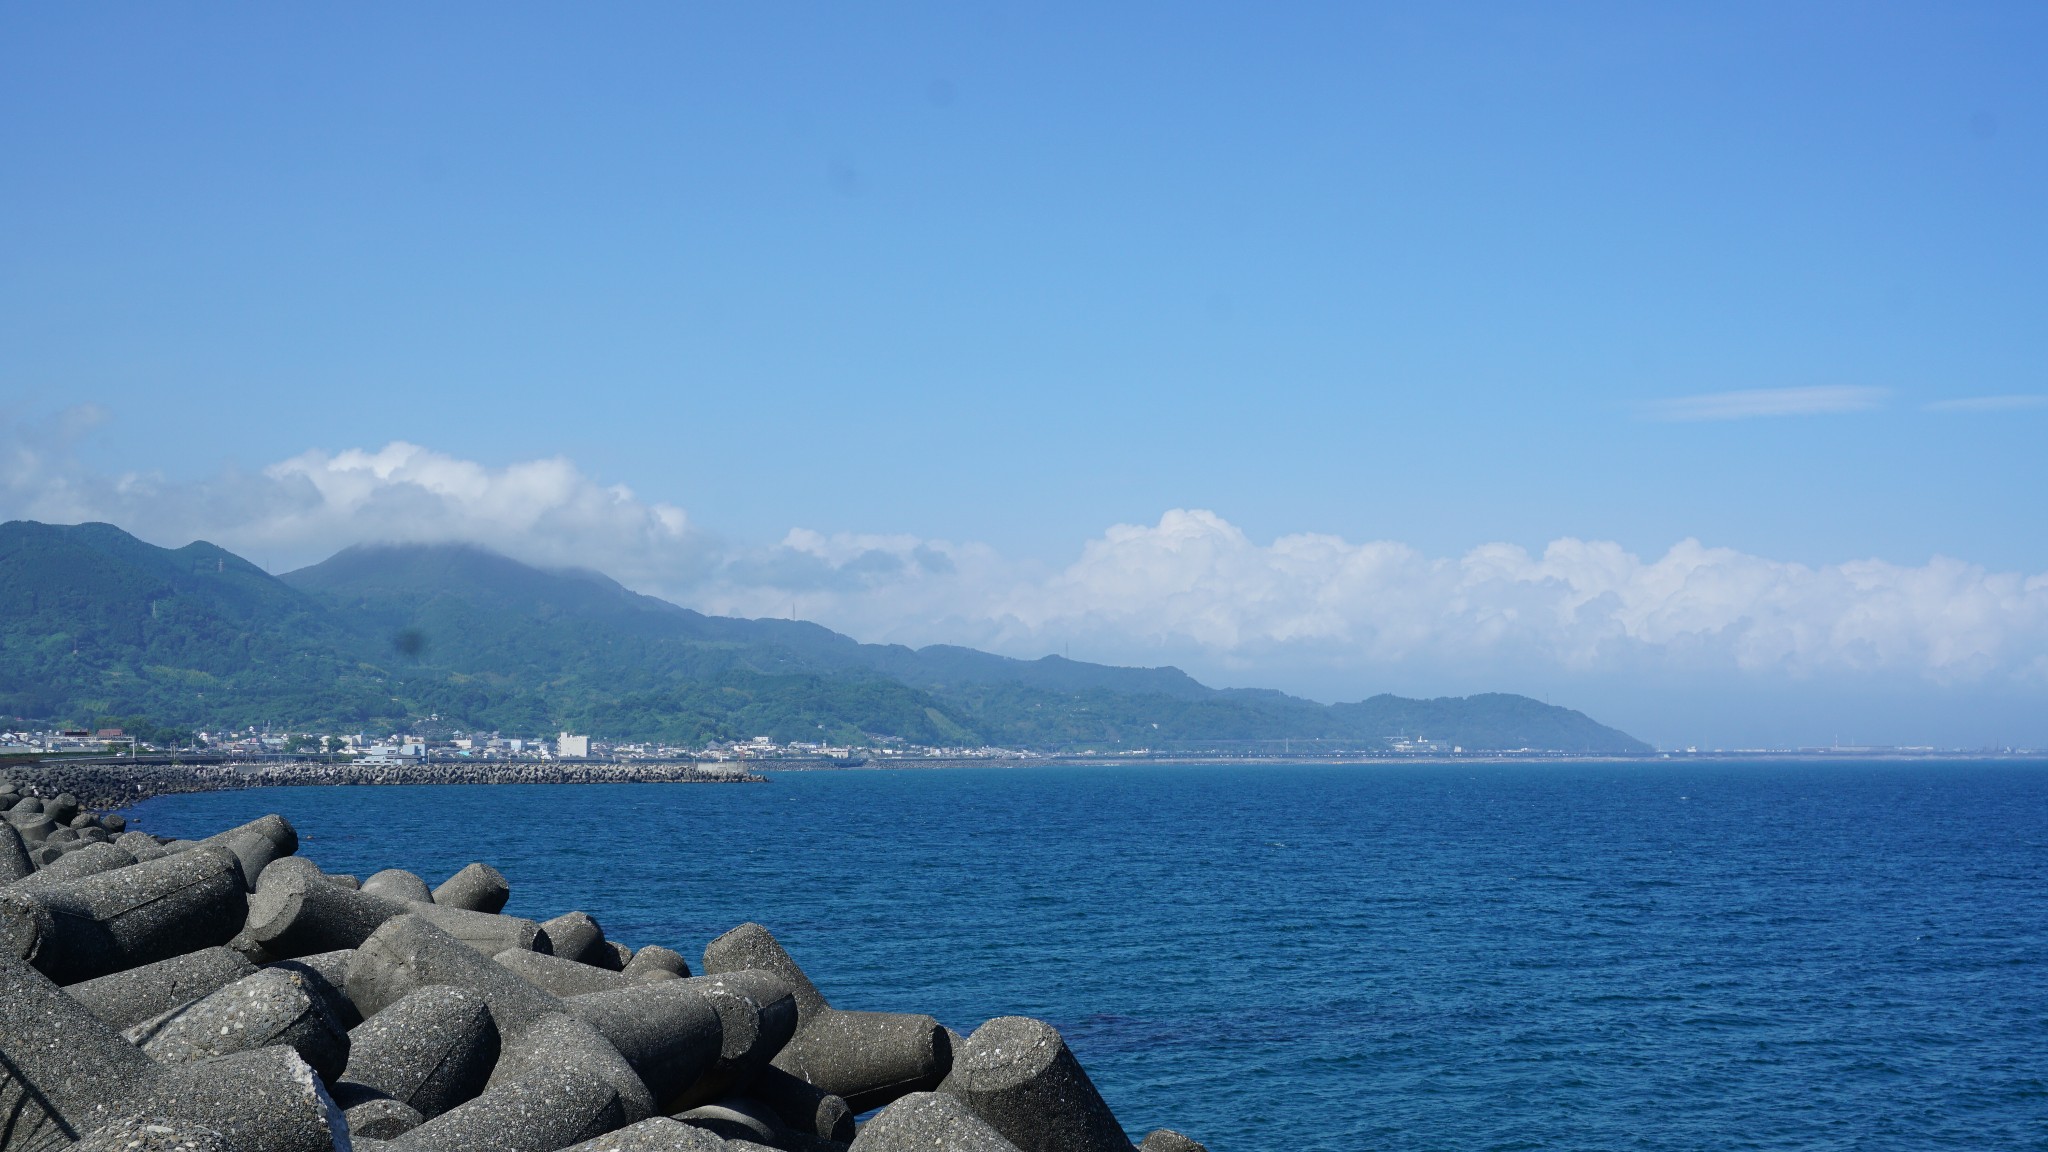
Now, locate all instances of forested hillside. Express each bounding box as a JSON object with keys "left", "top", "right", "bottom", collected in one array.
[{"left": 0, "top": 522, "right": 1652, "bottom": 753}]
